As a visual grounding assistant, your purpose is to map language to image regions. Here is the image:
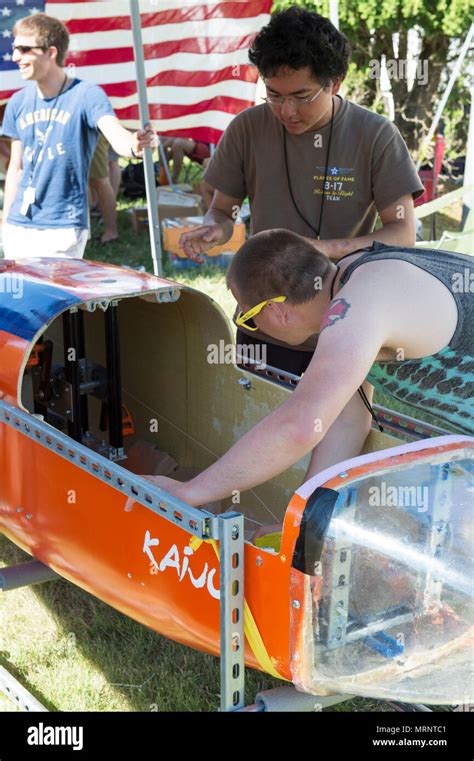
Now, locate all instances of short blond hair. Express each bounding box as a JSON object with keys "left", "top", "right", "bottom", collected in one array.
[
  {"left": 13, "top": 13, "right": 69, "bottom": 67},
  {"left": 227, "top": 229, "right": 332, "bottom": 306}
]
